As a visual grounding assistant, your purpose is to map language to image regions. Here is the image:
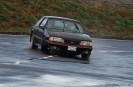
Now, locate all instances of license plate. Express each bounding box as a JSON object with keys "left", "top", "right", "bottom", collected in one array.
[{"left": 68, "top": 46, "right": 77, "bottom": 51}]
